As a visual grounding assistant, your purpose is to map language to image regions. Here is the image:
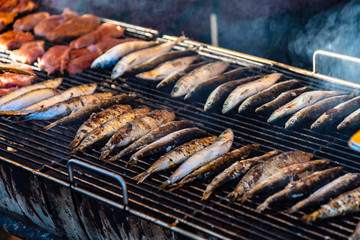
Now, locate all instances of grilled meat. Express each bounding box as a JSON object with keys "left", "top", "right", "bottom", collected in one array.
[
  {"left": 13, "top": 12, "right": 49, "bottom": 31},
  {"left": 0, "top": 72, "right": 36, "bottom": 88},
  {"left": 39, "top": 45, "right": 71, "bottom": 75},
  {"left": 0, "top": 12, "right": 17, "bottom": 32},
  {"left": 0, "top": 31, "right": 34, "bottom": 50},
  {"left": 10, "top": 40, "right": 45, "bottom": 64}
]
